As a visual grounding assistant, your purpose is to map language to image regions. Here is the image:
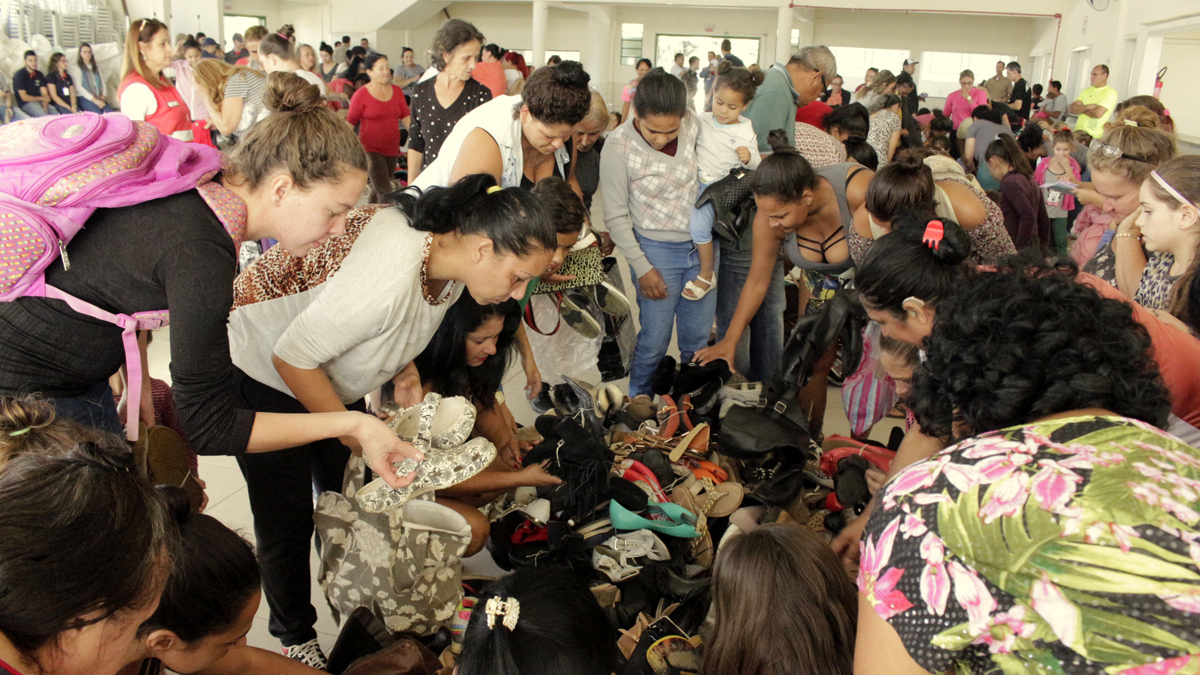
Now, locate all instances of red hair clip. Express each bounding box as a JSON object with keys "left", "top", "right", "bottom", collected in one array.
[{"left": 922, "top": 220, "right": 944, "bottom": 251}]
